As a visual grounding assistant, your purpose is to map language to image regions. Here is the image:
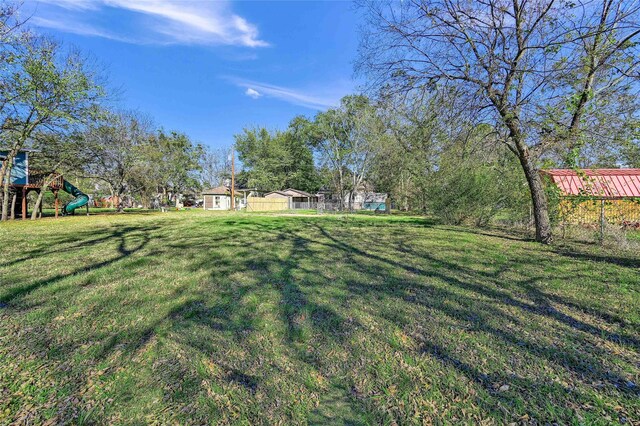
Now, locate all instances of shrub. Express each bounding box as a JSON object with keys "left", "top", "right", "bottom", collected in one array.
[{"left": 427, "top": 158, "right": 528, "bottom": 226}]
